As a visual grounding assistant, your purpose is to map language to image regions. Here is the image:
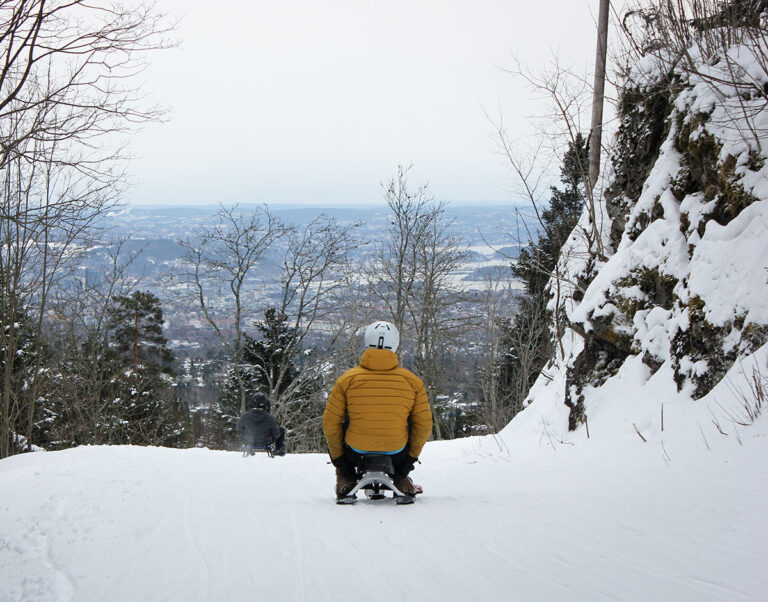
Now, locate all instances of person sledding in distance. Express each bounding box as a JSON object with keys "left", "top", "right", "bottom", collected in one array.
[
  {"left": 237, "top": 393, "right": 287, "bottom": 457},
  {"left": 322, "top": 320, "right": 433, "bottom": 500}
]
